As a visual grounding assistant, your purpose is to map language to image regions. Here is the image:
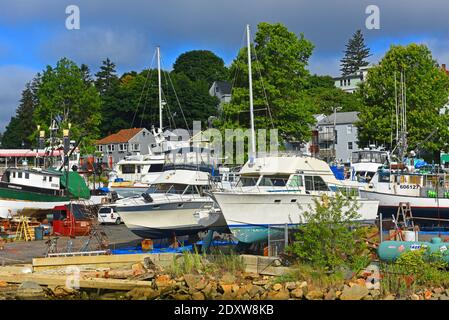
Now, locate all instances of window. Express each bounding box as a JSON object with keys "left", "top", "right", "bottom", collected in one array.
[
  {"left": 348, "top": 142, "right": 353, "bottom": 150},
  {"left": 304, "top": 176, "right": 328, "bottom": 191},
  {"left": 148, "top": 163, "right": 164, "bottom": 173},
  {"left": 118, "top": 144, "right": 127, "bottom": 152},
  {"left": 348, "top": 78, "right": 351, "bottom": 85},
  {"left": 132, "top": 144, "right": 140, "bottom": 151},
  {"left": 238, "top": 176, "right": 259, "bottom": 187},
  {"left": 121, "top": 164, "right": 135, "bottom": 174},
  {"left": 49, "top": 177, "right": 53, "bottom": 182},
  {"left": 287, "top": 175, "right": 303, "bottom": 188},
  {"left": 18, "top": 172, "right": 22, "bottom": 178},
  {"left": 258, "top": 175, "right": 289, "bottom": 187},
  {"left": 96, "top": 145, "right": 103, "bottom": 152},
  {"left": 142, "top": 131, "right": 146, "bottom": 136},
  {"left": 43, "top": 176, "right": 47, "bottom": 182},
  {"left": 12, "top": 172, "right": 16, "bottom": 178},
  {"left": 137, "top": 166, "right": 141, "bottom": 174},
  {"left": 25, "top": 173, "right": 29, "bottom": 179},
  {"left": 107, "top": 144, "right": 116, "bottom": 152},
  {"left": 347, "top": 125, "right": 353, "bottom": 134}
]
